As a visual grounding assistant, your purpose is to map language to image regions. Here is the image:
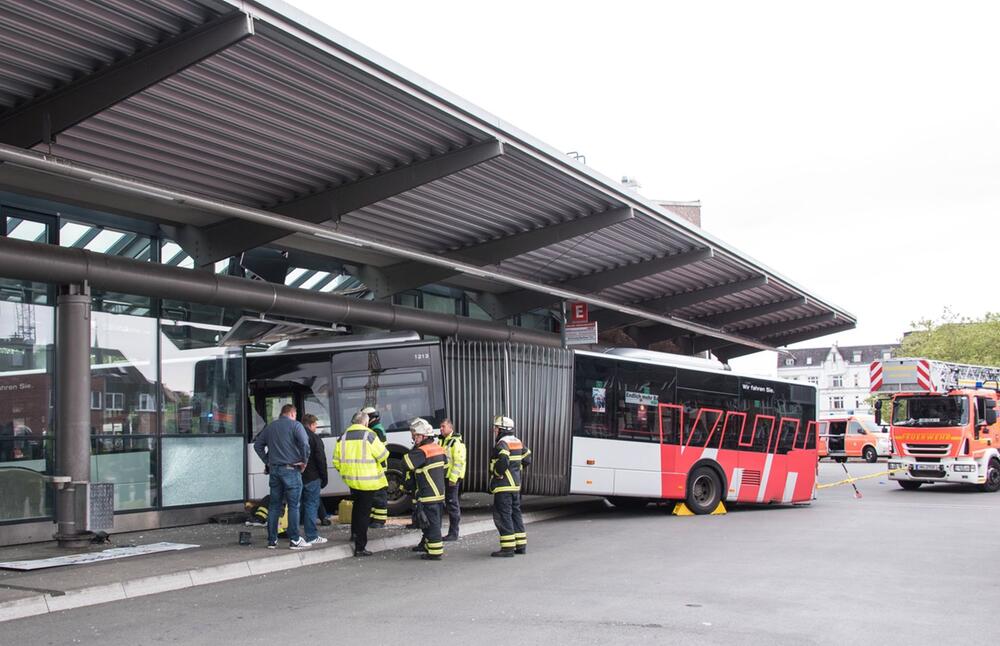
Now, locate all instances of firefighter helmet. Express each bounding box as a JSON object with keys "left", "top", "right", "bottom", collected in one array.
[
  {"left": 360, "top": 406, "right": 380, "bottom": 422},
  {"left": 409, "top": 417, "right": 437, "bottom": 437},
  {"left": 493, "top": 415, "right": 515, "bottom": 433}
]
